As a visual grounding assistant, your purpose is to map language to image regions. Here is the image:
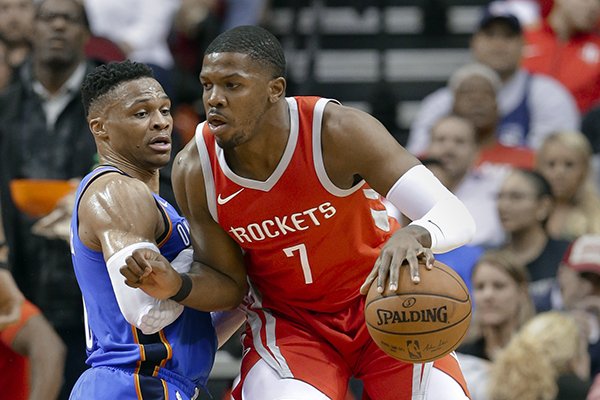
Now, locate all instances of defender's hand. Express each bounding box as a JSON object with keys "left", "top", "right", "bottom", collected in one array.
[{"left": 120, "top": 248, "right": 182, "bottom": 300}]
